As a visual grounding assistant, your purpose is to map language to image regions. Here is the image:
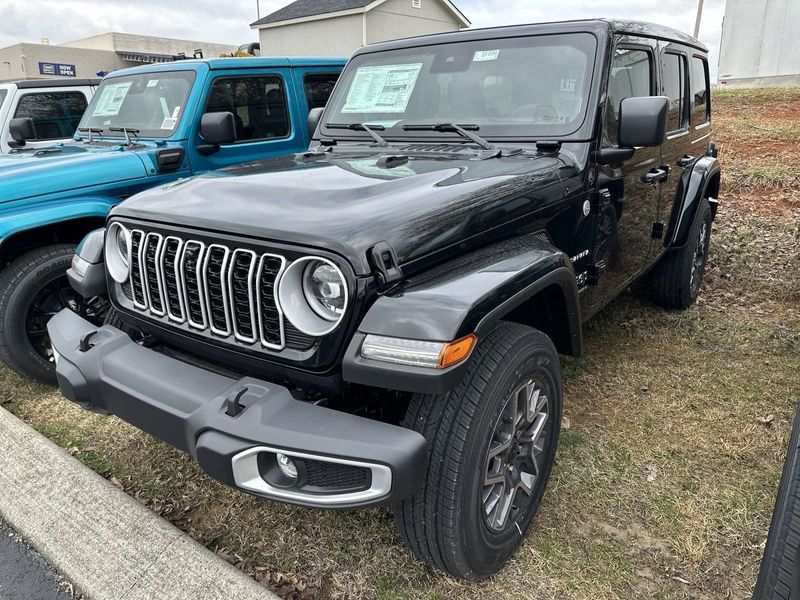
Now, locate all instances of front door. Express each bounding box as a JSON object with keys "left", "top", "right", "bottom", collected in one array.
[{"left": 590, "top": 44, "right": 661, "bottom": 305}]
